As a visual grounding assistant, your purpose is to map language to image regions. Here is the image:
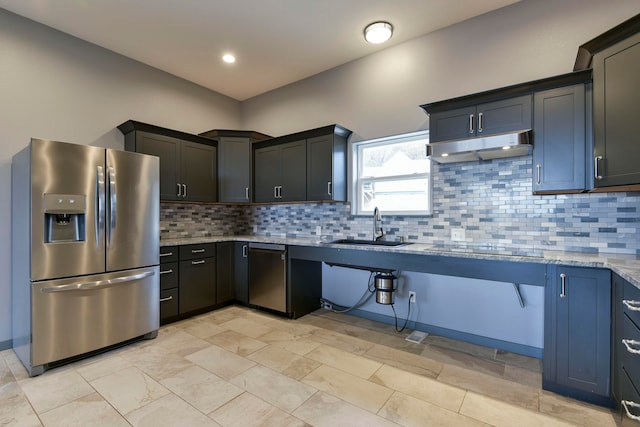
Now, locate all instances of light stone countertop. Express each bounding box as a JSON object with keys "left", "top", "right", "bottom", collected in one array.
[{"left": 161, "top": 235, "right": 640, "bottom": 290}]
